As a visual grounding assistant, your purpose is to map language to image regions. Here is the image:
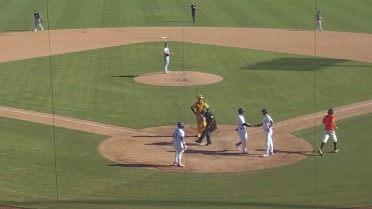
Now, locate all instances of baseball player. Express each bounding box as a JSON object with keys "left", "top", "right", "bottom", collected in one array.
[
  {"left": 316, "top": 11, "right": 323, "bottom": 31},
  {"left": 255, "top": 109, "right": 274, "bottom": 158},
  {"left": 191, "top": 4, "right": 197, "bottom": 22},
  {"left": 191, "top": 95, "right": 209, "bottom": 138},
  {"left": 173, "top": 121, "right": 187, "bottom": 167},
  {"left": 235, "top": 108, "right": 253, "bottom": 154},
  {"left": 34, "top": 10, "right": 44, "bottom": 32},
  {"left": 163, "top": 43, "right": 171, "bottom": 73},
  {"left": 195, "top": 109, "right": 217, "bottom": 146},
  {"left": 318, "top": 108, "right": 339, "bottom": 156}
]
